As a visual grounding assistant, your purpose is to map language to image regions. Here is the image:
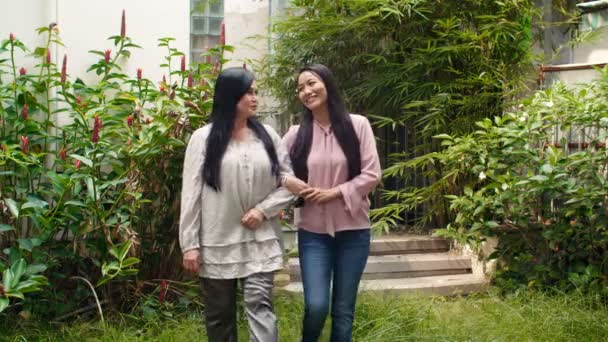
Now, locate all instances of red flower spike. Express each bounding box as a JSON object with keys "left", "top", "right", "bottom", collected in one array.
[
  {"left": 21, "top": 103, "right": 28, "bottom": 120},
  {"left": 60, "top": 147, "right": 66, "bottom": 161},
  {"left": 219, "top": 19, "right": 225, "bottom": 45},
  {"left": 92, "top": 114, "right": 102, "bottom": 143},
  {"left": 126, "top": 115, "right": 133, "bottom": 127},
  {"left": 74, "top": 159, "right": 81, "bottom": 169},
  {"left": 159, "top": 279, "right": 167, "bottom": 304},
  {"left": 60, "top": 54, "right": 67, "bottom": 84},
  {"left": 180, "top": 55, "right": 186, "bottom": 72},
  {"left": 46, "top": 49, "right": 51, "bottom": 64},
  {"left": 120, "top": 10, "right": 126, "bottom": 38},
  {"left": 136, "top": 68, "right": 142, "bottom": 80},
  {"left": 212, "top": 61, "right": 219, "bottom": 75},
  {"left": 104, "top": 50, "right": 111, "bottom": 63},
  {"left": 19, "top": 67, "right": 26, "bottom": 76},
  {"left": 187, "top": 72, "right": 193, "bottom": 88},
  {"left": 20, "top": 136, "right": 29, "bottom": 154},
  {"left": 9, "top": 33, "right": 15, "bottom": 42}
]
